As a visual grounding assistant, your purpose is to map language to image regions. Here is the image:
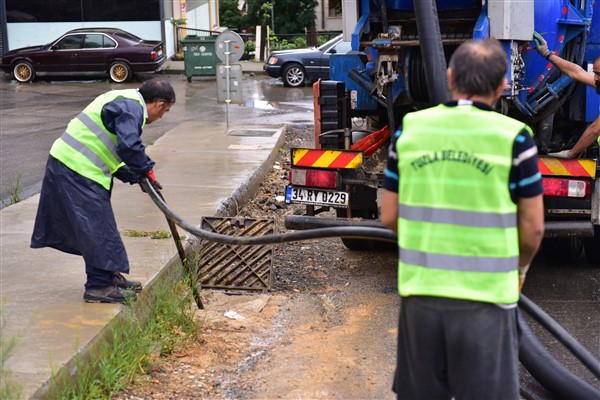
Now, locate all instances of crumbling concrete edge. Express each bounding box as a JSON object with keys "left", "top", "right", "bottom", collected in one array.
[{"left": 214, "top": 125, "right": 287, "bottom": 218}]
